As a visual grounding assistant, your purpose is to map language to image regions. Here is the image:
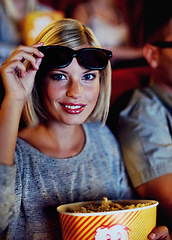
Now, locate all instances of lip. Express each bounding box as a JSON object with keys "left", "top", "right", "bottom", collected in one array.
[{"left": 59, "top": 103, "right": 86, "bottom": 114}]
